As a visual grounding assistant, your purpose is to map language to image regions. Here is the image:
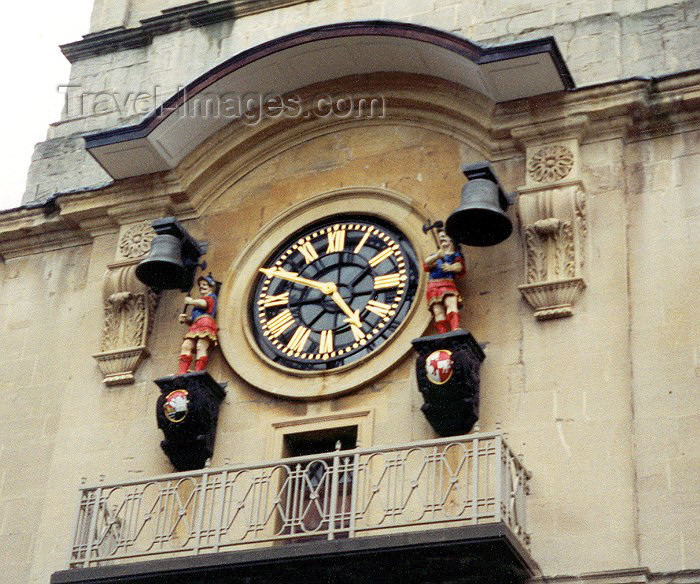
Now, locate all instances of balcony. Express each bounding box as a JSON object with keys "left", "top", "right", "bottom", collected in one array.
[{"left": 52, "top": 432, "right": 536, "bottom": 583}]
